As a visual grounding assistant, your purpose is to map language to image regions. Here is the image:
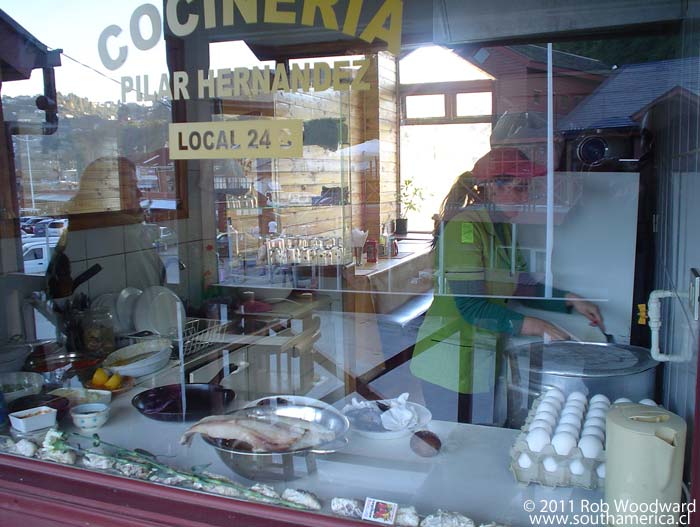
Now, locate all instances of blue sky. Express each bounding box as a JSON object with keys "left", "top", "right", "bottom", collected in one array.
[{"left": 1, "top": 1, "right": 167, "bottom": 102}]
